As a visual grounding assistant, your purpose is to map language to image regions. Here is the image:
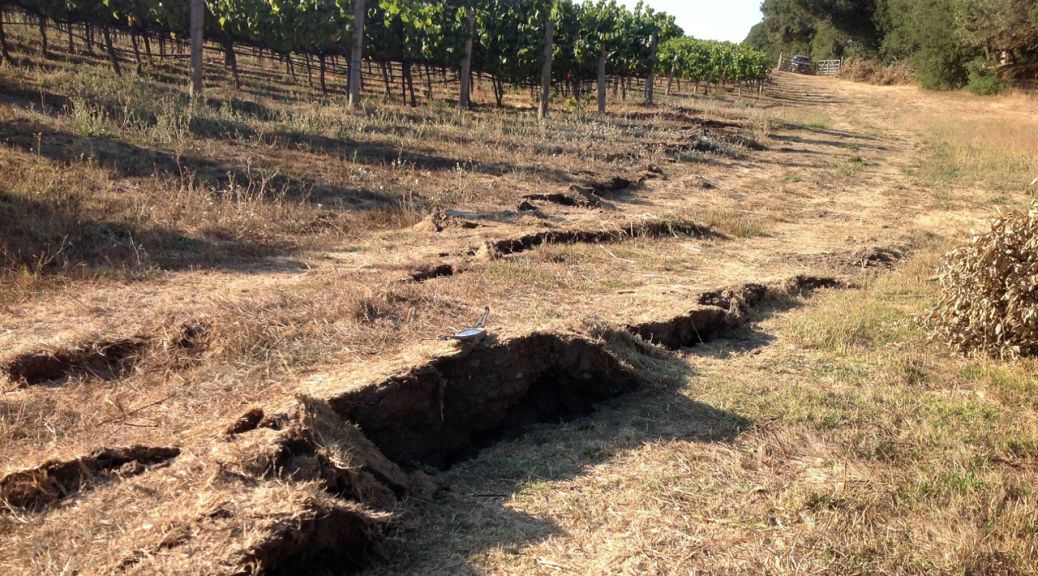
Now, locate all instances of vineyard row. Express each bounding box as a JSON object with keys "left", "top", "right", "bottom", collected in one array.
[{"left": 0, "top": 1, "right": 770, "bottom": 111}]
